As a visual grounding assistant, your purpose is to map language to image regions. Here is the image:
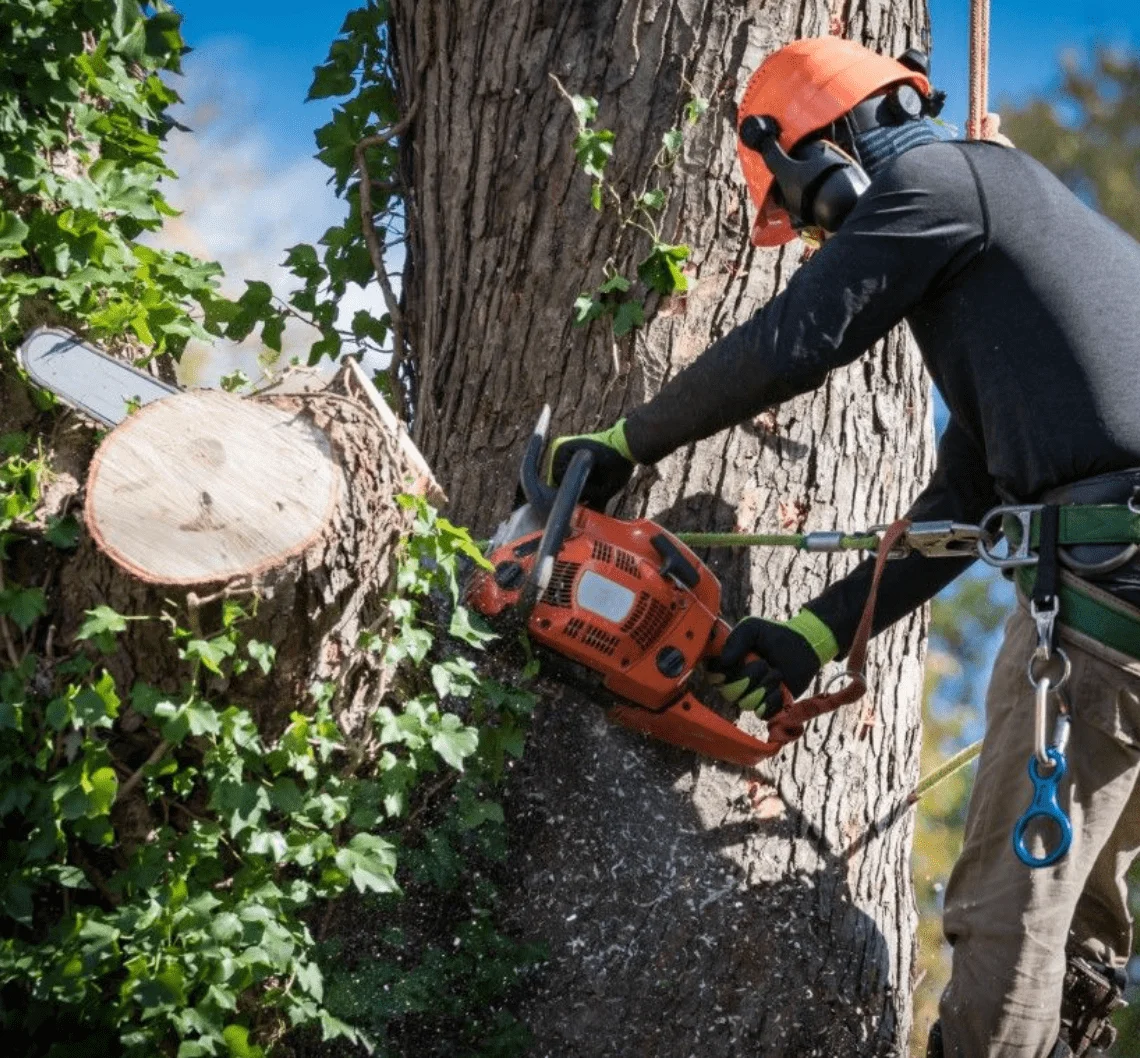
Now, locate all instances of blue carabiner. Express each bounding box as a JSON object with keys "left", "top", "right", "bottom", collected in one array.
[{"left": 1012, "top": 747, "right": 1072, "bottom": 868}]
